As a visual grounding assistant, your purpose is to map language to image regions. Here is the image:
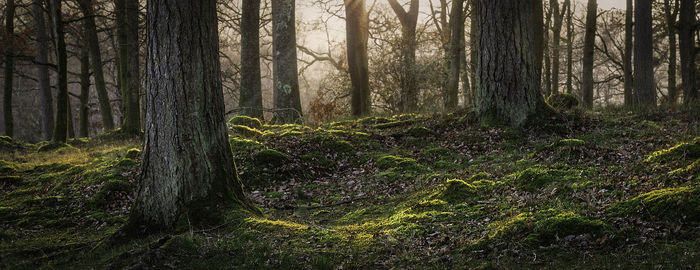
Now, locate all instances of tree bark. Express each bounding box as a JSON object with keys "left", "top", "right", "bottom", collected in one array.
[
  {"left": 664, "top": 0, "right": 679, "bottom": 104},
  {"left": 679, "top": 0, "right": 696, "bottom": 104},
  {"left": 32, "top": 0, "right": 54, "bottom": 140},
  {"left": 460, "top": 8, "right": 471, "bottom": 107},
  {"left": 633, "top": 0, "right": 656, "bottom": 106},
  {"left": 48, "top": 0, "right": 68, "bottom": 143},
  {"left": 345, "top": 0, "right": 371, "bottom": 116},
  {"left": 3, "top": 0, "right": 15, "bottom": 137},
  {"left": 80, "top": 31, "right": 91, "bottom": 138},
  {"left": 474, "top": 0, "right": 548, "bottom": 127},
  {"left": 624, "top": 0, "right": 634, "bottom": 106},
  {"left": 77, "top": 0, "right": 115, "bottom": 131},
  {"left": 551, "top": 0, "right": 566, "bottom": 95},
  {"left": 388, "top": 0, "right": 419, "bottom": 113},
  {"left": 445, "top": 0, "right": 464, "bottom": 110},
  {"left": 126, "top": 0, "right": 253, "bottom": 234},
  {"left": 240, "top": 0, "right": 264, "bottom": 119},
  {"left": 581, "top": 0, "right": 597, "bottom": 108},
  {"left": 533, "top": 0, "right": 544, "bottom": 77},
  {"left": 566, "top": 0, "right": 573, "bottom": 94},
  {"left": 116, "top": 0, "right": 142, "bottom": 134},
  {"left": 543, "top": 3, "right": 552, "bottom": 97},
  {"left": 469, "top": 0, "right": 478, "bottom": 99},
  {"left": 272, "top": 0, "right": 303, "bottom": 123}
]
